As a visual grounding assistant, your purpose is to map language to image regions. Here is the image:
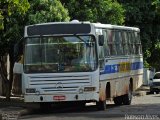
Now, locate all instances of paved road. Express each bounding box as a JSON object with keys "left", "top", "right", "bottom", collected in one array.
[{"left": 20, "top": 93, "right": 160, "bottom": 120}]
